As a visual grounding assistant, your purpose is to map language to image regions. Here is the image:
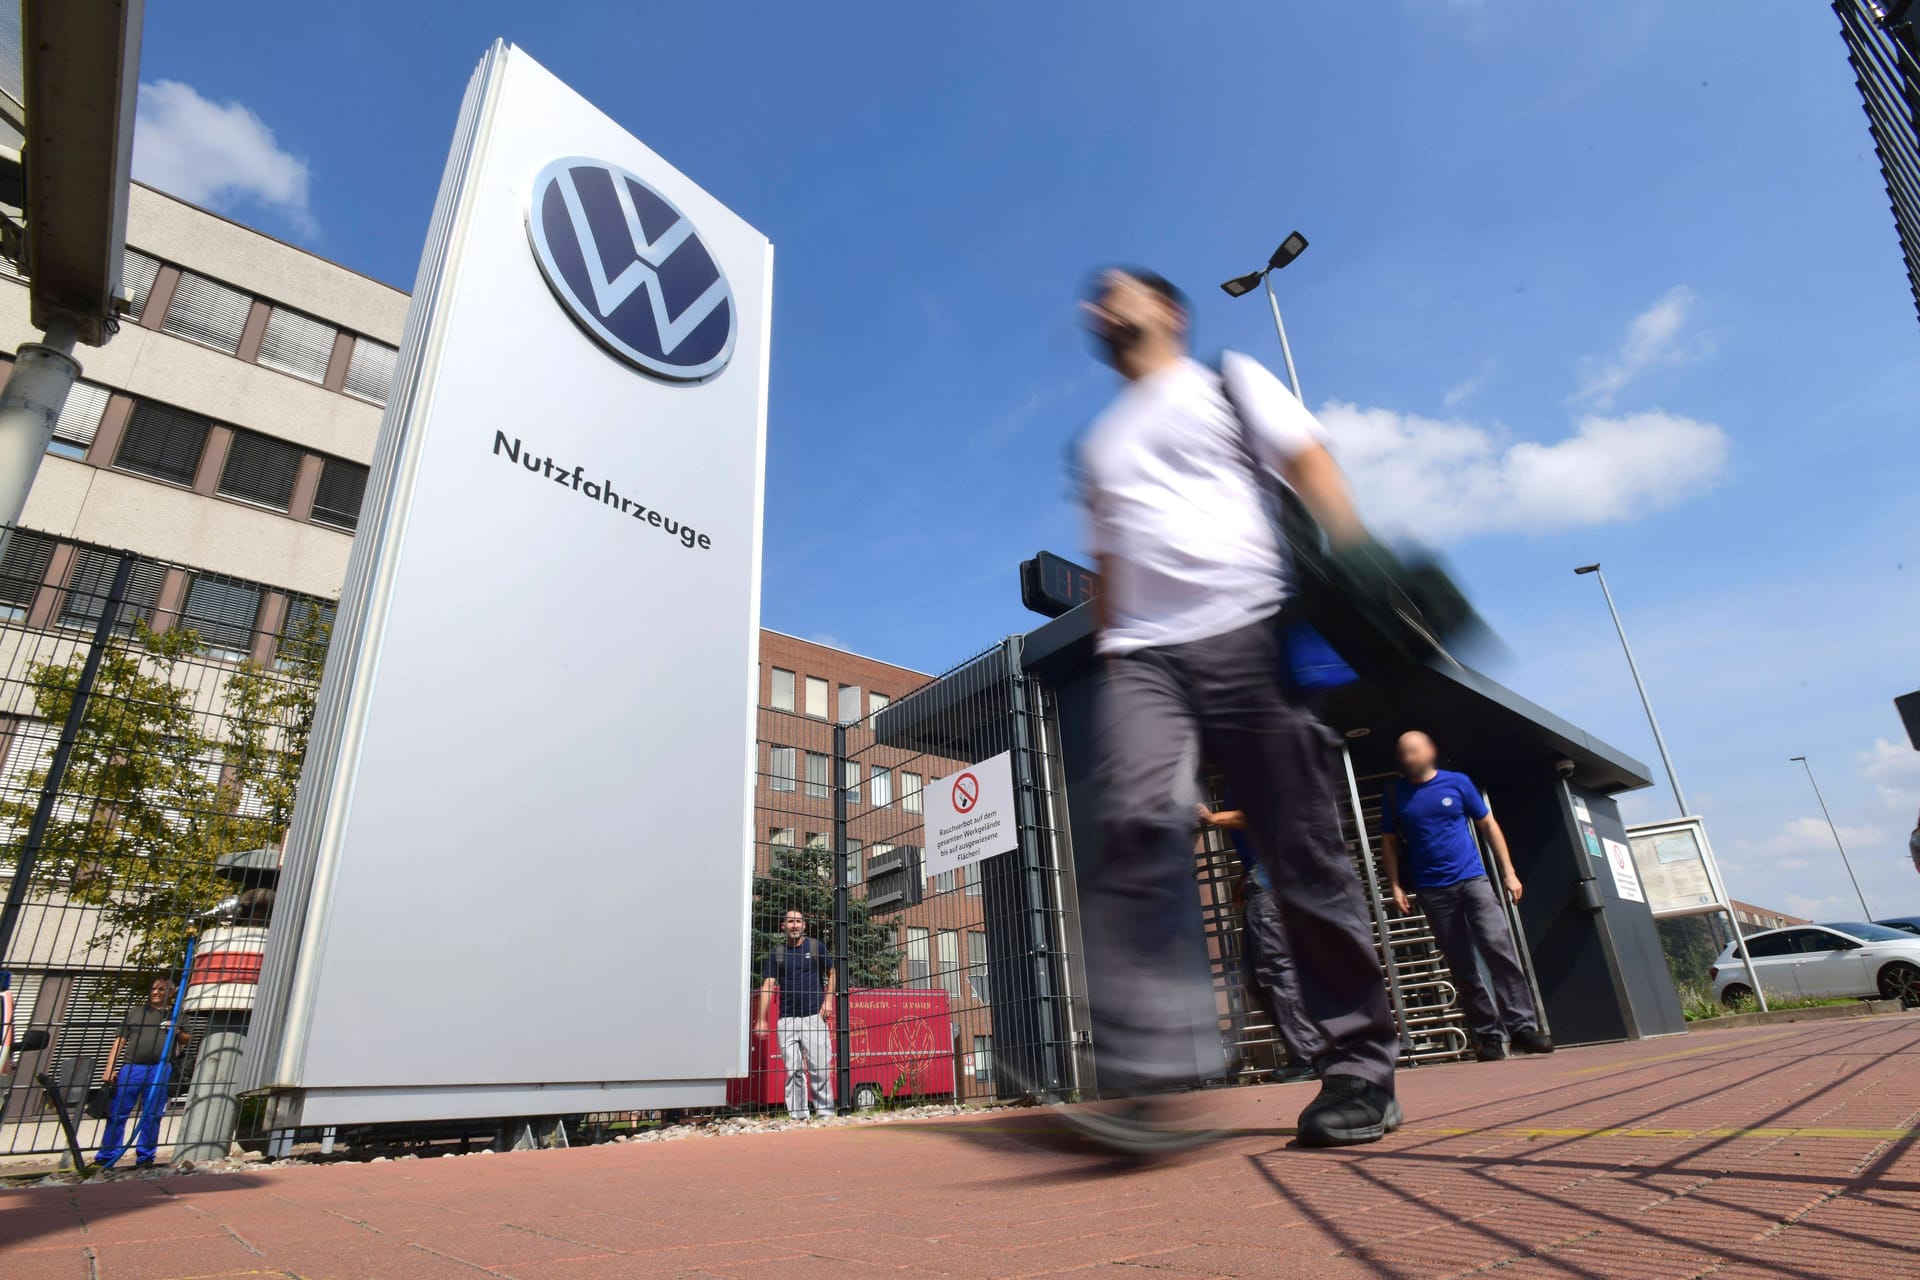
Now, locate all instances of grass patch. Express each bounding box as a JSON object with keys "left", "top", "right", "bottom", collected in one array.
[{"left": 1676, "top": 981, "right": 1860, "bottom": 1021}]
